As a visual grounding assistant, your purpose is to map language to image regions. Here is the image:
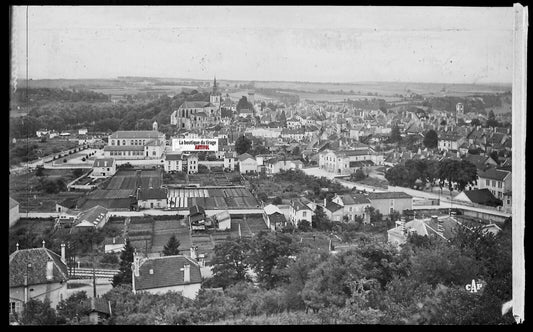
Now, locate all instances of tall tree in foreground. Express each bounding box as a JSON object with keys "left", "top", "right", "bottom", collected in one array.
[
  {"left": 20, "top": 298, "right": 57, "bottom": 325},
  {"left": 162, "top": 234, "right": 181, "bottom": 256},
  {"left": 112, "top": 239, "right": 135, "bottom": 287}
]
